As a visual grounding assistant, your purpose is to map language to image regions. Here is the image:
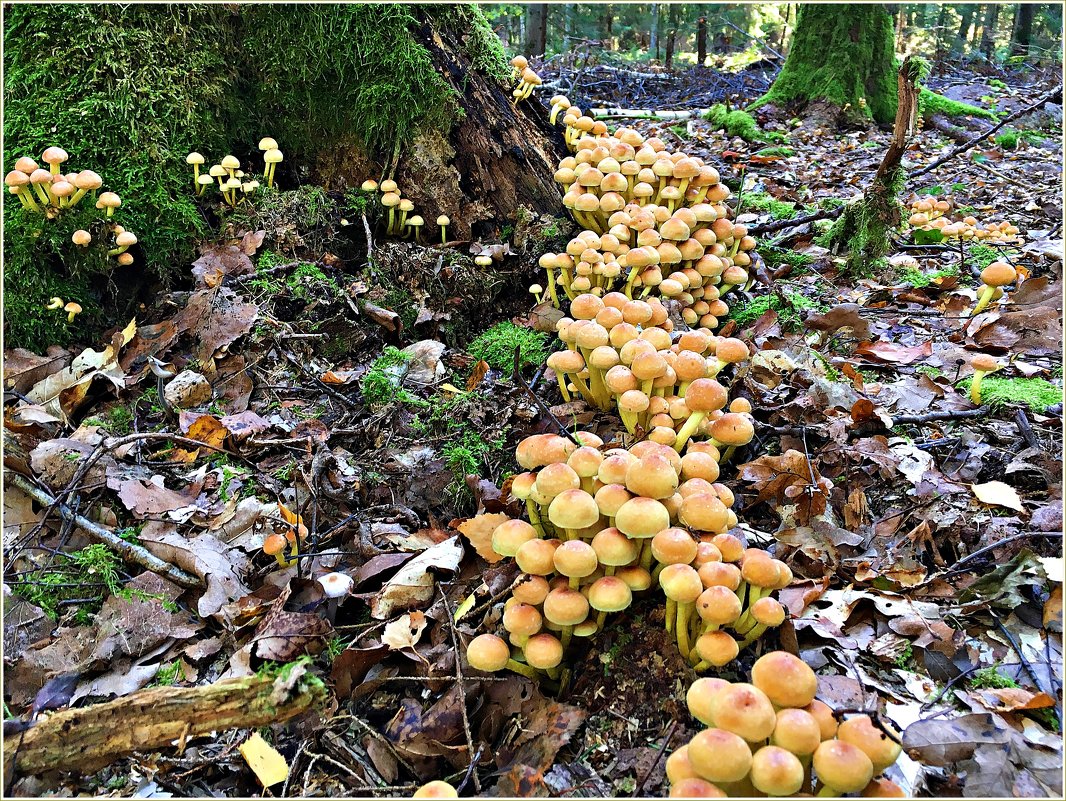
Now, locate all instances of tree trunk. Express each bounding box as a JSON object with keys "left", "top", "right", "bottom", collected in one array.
[
  {"left": 954, "top": 5, "right": 976, "bottom": 52},
  {"left": 750, "top": 3, "right": 898, "bottom": 125},
  {"left": 980, "top": 3, "right": 1000, "bottom": 58},
  {"left": 1011, "top": 3, "right": 1035, "bottom": 55},
  {"left": 665, "top": 28, "right": 677, "bottom": 68},
  {"left": 526, "top": 4, "right": 547, "bottom": 56},
  {"left": 650, "top": 3, "right": 660, "bottom": 58},
  {"left": 697, "top": 16, "right": 708, "bottom": 65}
]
